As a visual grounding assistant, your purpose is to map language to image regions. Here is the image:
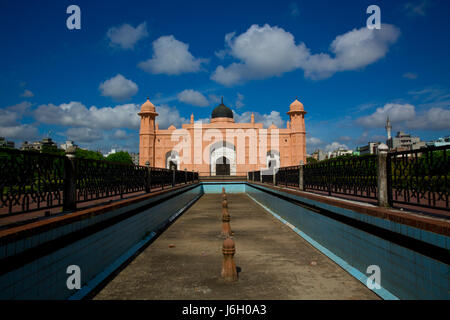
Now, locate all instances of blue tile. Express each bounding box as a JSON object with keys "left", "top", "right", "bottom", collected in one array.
[
  {"left": 0, "top": 245, "right": 7, "bottom": 259},
  {"left": 6, "top": 242, "right": 15, "bottom": 257}
]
